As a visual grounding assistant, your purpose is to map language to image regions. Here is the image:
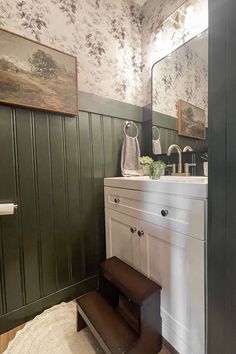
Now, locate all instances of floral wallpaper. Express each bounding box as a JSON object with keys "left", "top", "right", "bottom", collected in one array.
[
  {"left": 142, "top": 0, "right": 208, "bottom": 106},
  {"left": 0, "top": 0, "right": 143, "bottom": 106},
  {"left": 0, "top": 0, "right": 208, "bottom": 108},
  {"left": 153, "top": 32, "right": 208, "bottom": 120}
]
